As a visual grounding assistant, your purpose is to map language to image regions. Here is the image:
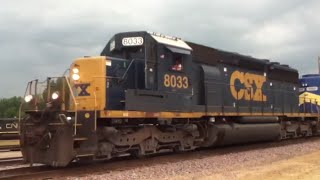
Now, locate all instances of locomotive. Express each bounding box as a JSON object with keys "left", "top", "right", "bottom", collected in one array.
[
  {"left": 299, "top": 74, "right": 320, "bottom": 113},
  {"left": 0, "top": 118, "right": 19, "bottom": 149},
  {"left": 19, "top": 31, "right": 320, "bottom": 167}
]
